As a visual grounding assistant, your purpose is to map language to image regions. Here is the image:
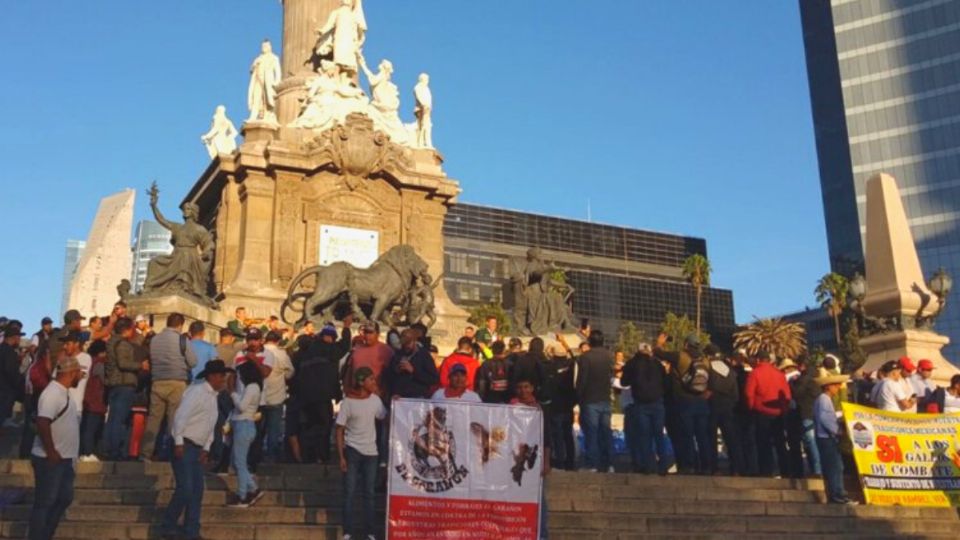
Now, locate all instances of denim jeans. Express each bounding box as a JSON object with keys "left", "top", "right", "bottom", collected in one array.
[
  {"left": 163, "top": 442, "right": 205, "bottom": 538},
  {"left": 579, "top": 401, "right": 611, "bottom": 470},
  {"left": 79, "top": 412, "right": 105, "bottom": 457},
  {"left": 104, "top": 386, "right": 136, "bottom": 460},
  {"left": 28, "top": 456, "right": 75, "bottom": 540},
  {"left": 232, "top": 420, "right": 258, "bottom": 498},
  {"left": 632, "top": 400, "right": 670, "bottom": 474},
  {"left": 548, "top": 407, "right": 575, "bottom": 470},
  {"left": 676, "top": 398, "right": 712, "bottom": 474},
  {"left": 260, "top": 405, "right": 284, "bottom": 461},
  {"left": 816, "top": 436, "right": 846, "bottom": 502},
  {"left": 801, "top": 419, "right": 822, "bottom": 475},
  {"left": 343, "top": 446, "right": 378, "bottom": 537}
]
